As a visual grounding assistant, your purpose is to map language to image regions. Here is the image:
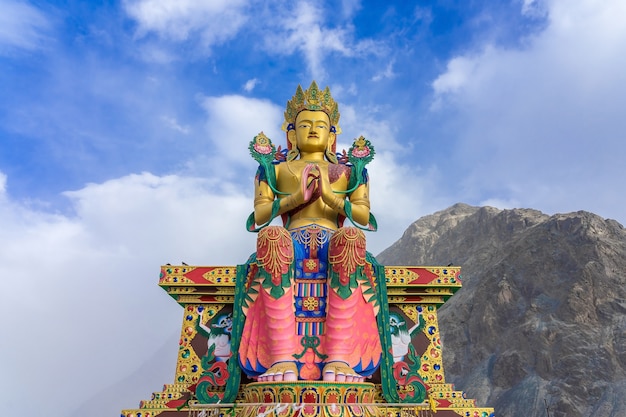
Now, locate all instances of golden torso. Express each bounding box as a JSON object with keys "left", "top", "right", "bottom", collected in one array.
[
  {"left": 252, "top": 110, "right": 370, "bottom": 230},
  {"left": 275, "top": 160, "right": 349, "bottom": 230}
]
